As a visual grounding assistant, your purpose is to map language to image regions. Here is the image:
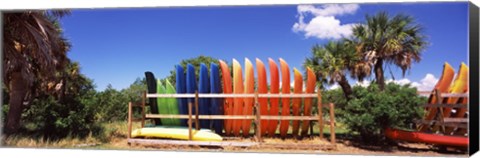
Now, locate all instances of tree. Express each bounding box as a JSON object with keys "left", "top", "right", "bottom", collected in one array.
[
  {"left": 166, "top": 55, "right": 220, "bottom": 84},
  {"left": 95, "top": 85, "right": 129, "bottom": 122},
  {"left": 21, "top": 62, "right": 101, "bottom": 139},
  {"left": 351, "top": 11, "right": 427, "bottom": 90},
  {"left": 121, "top": 77, "right": 147, "bottom": 103},
  {"left": 304, "top": 40, "right": 370, "bottom": 100},
  {"left": 3, "top": 11, "right": 71, "bottom": 134}
]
